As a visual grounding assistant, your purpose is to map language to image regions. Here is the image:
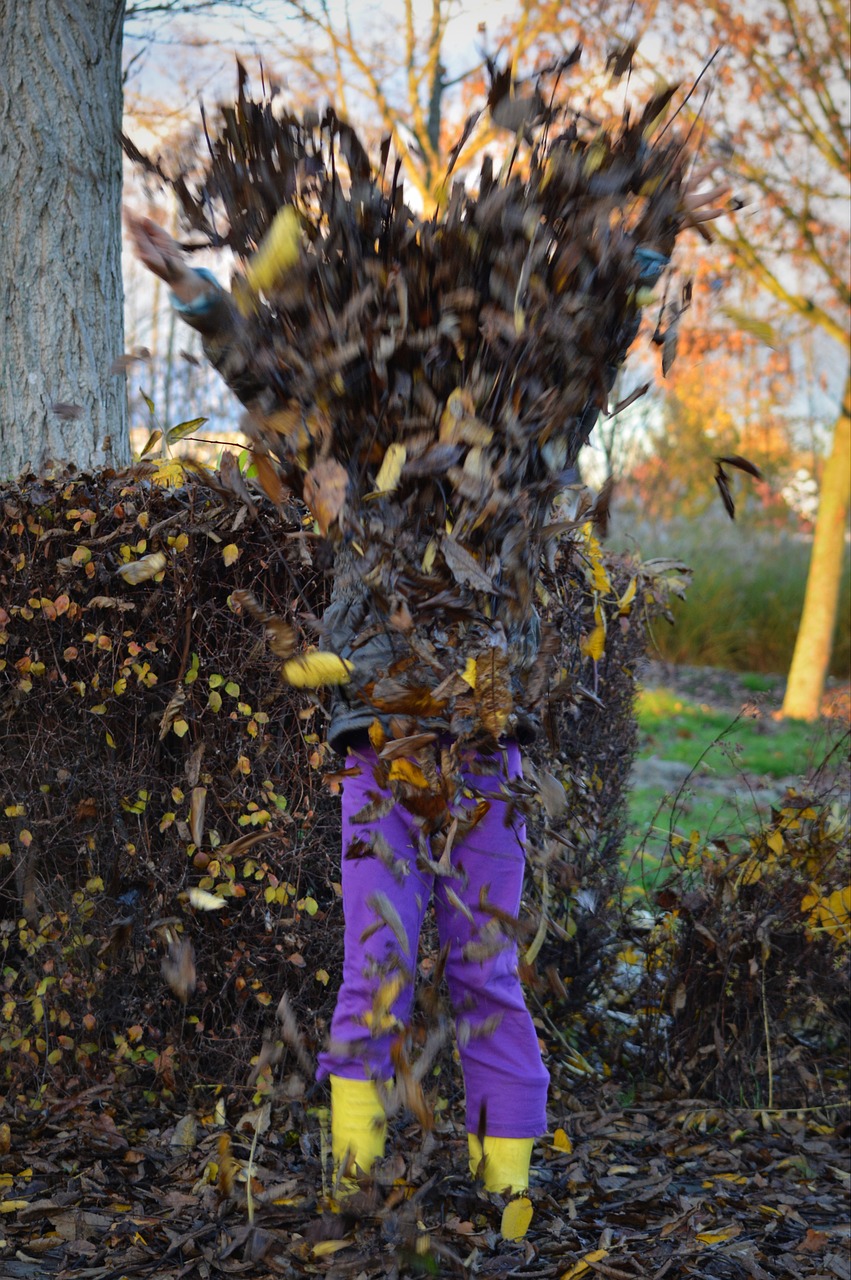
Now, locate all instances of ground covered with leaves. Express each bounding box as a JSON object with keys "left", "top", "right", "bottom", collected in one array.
[{"left": 1, "top": 1078, "right": 849, "bottom": 1280}]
